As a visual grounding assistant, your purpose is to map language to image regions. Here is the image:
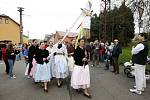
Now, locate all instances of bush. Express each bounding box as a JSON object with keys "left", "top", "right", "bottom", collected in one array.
[
  {"left": 119, "top": 41, "right": 150, "bottom": 65},
  {"left": 119, "top": 47, "right": 132, "bottom": 65}
]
